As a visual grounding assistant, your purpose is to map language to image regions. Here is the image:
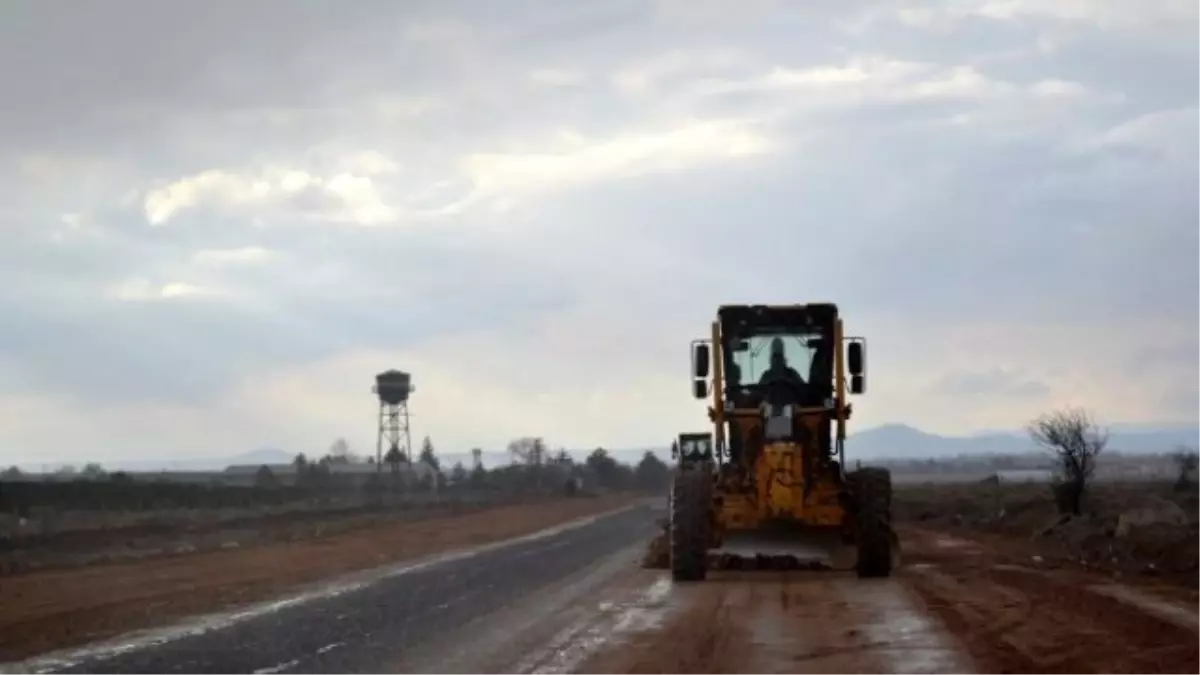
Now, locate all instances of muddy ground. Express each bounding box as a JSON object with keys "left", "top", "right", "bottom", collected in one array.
[
  {"left": 893, "top": 479, "right": 1199, "bottom": 586},
  {"left": 901, "top": 527, "right": 1198, "bottom": 674},
  {"left": 616, "top": 479, "right": 1198, "bottom": 674},
  {"left": 0, "top": 493, "right": 638, "bottom": 661},
  {"left": 0, "top": 491, "right": 568, "bottom": 574},
  {"left": 586, "top": 523, "right": 1198, "bottom": 674}
]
